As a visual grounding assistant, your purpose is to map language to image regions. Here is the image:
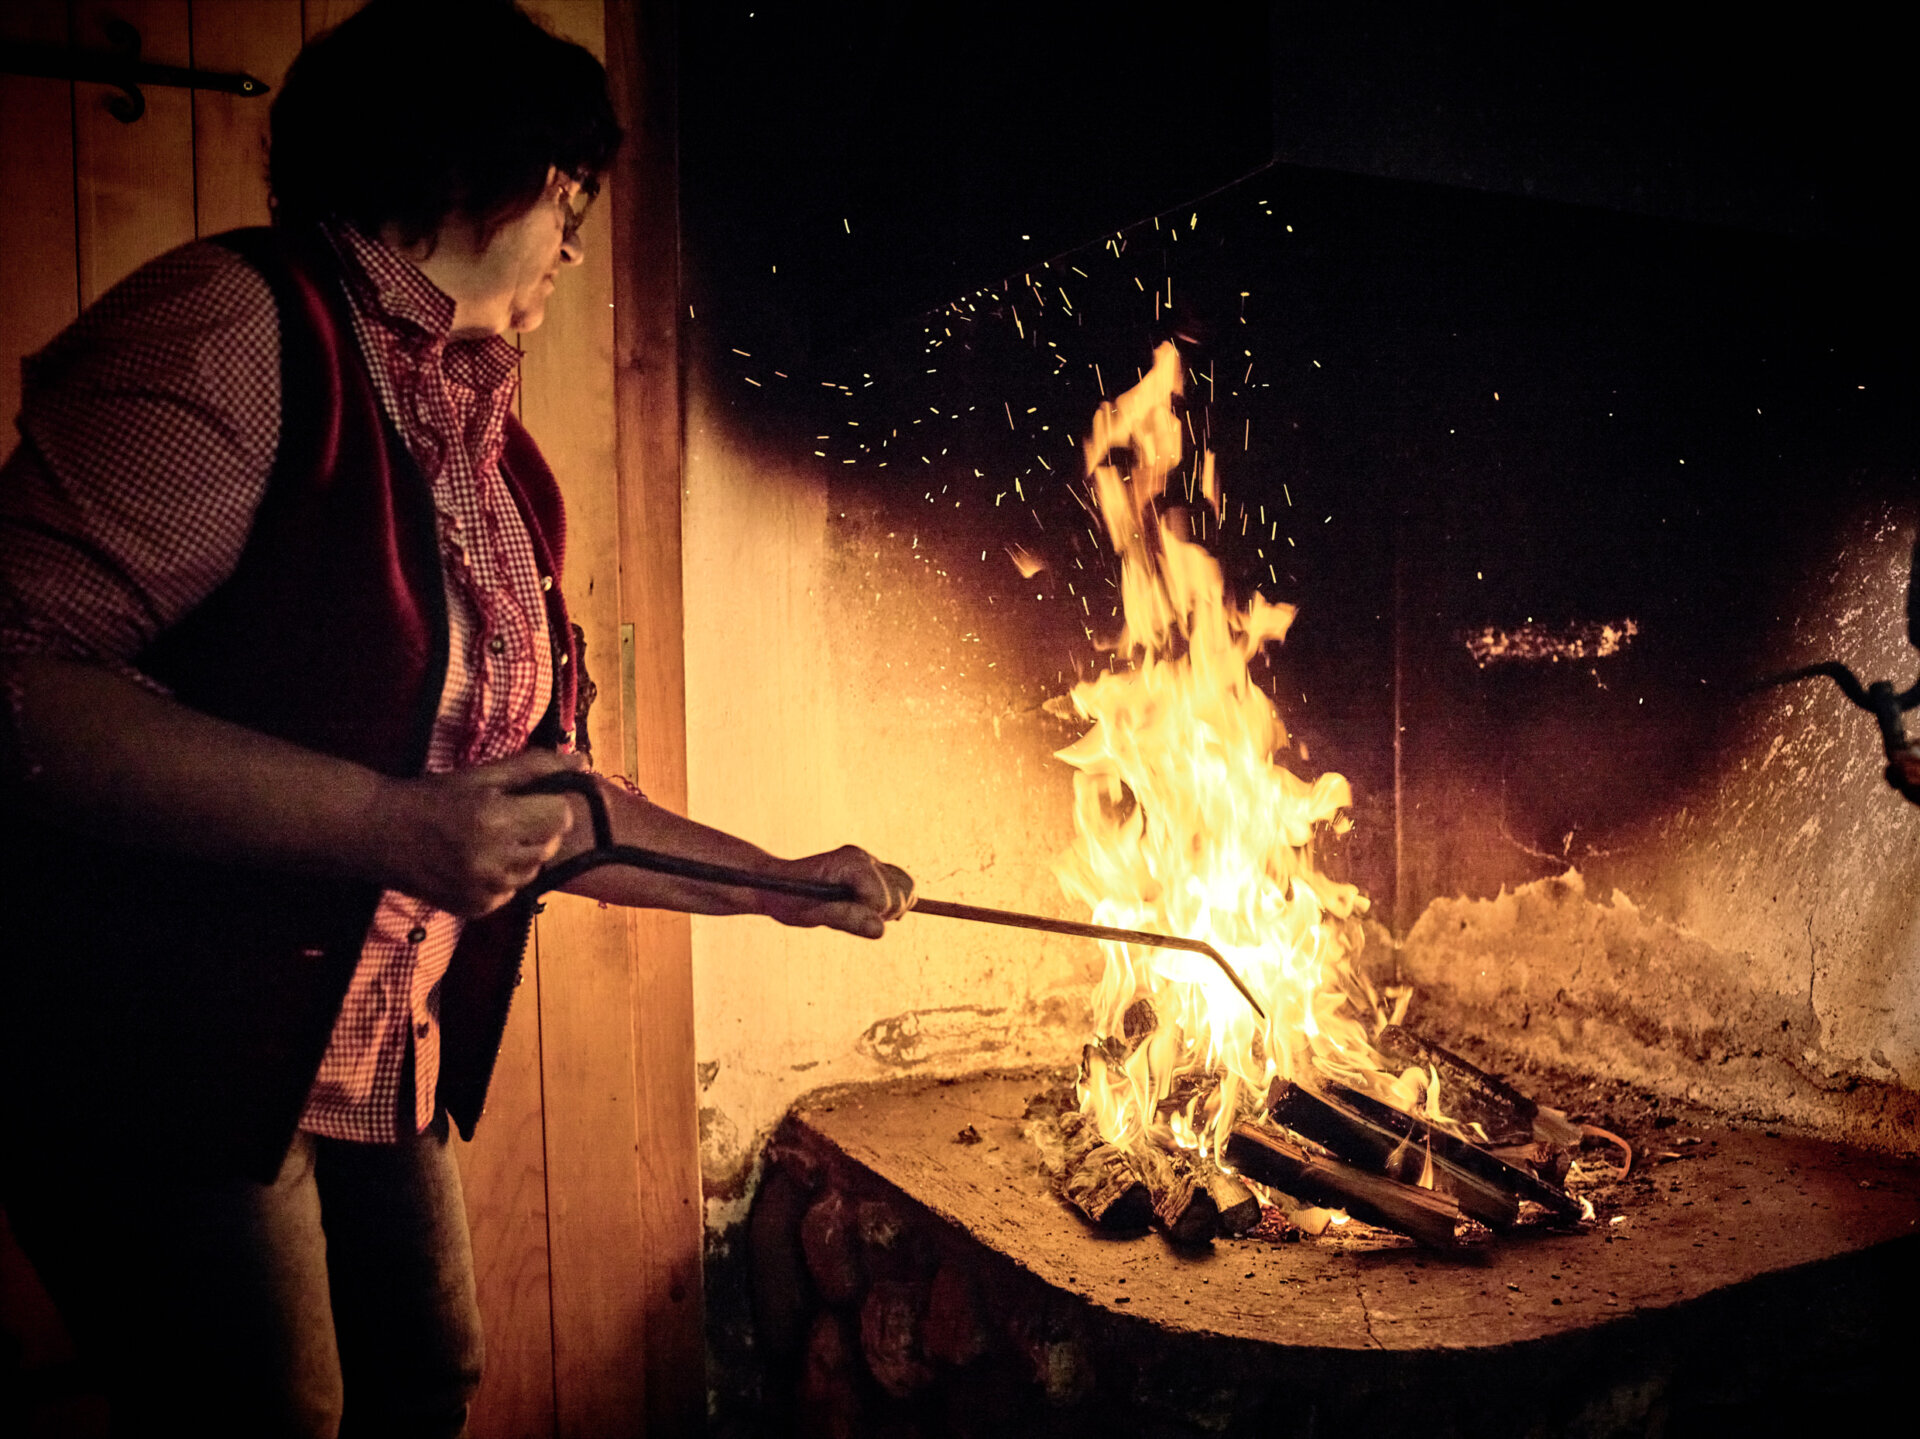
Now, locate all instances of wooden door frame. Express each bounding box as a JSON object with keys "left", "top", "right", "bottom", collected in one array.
[{"left": 604, "top": 2, "right": 706, "bottom": 1433}]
